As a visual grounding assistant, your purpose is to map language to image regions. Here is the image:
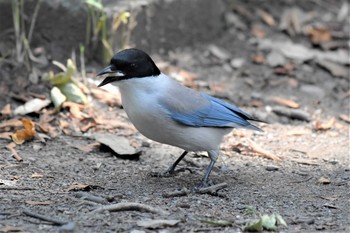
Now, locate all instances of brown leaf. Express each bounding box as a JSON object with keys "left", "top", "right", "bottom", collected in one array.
[
  {"left": 11, "top": 118, "right": 36, "bottom": 144},
  {"left": 62, "top": 101, "right": 85, "bottom": 119},
  {"left": 80, "top": 121, "right": 96, "bottom": 132},
  {"left": 6, "top": 142, "right": 23, "bottom": 162},
  {"left": 0, "top": 119, "right": 22, "bottom": 131},
  {"left": 257, "top": 9, "right": 276, "bottom": 26},
  {"left": 318, "top": 177, "right": 331, "bottom": 184},
  {"left": 0, "top": 225, "right": 23, "bottom": 233},
  {"left": 90, "top": 87, "right": 122, "bottom": 107},
  {"left": 274, "top": 63, "right": 296, "bottom": 75},
  {"left": 305, "top": 27, "right": 332, "bottom": 44},
  {"left": 1, "top": 104, "right": 12, "bottom": 115},
  {"left": 208, "top": 83, "right": 226, "bottom": 94},
  {"left": 59, "top": 119, "right": 70, "bottom": 129},
  {"left": 248, "top": 100, "right": 264, "bottom": 108},
  {"left": 31, "top": 173, "right": 44, "bottom": 178},
  {"left": 76, "top": 142, "right": 100, "bottom": 153},
  {"left": 251, "top": 25, "right": 266, "bottom": 38},
  {"left": 231, "top": 139, "right": 281, "bottom": 161},
  {"left": 0, "top": 132, "right": 12, "bottom": 140},
  {"left": 314, "top": 117, "right": 336, "bottom": 130},
  {"left": 158, "top": 63, "right": 198, "bottom": 88},
  {"left": 64, "top": 182, "right": 100, "bottom": 192},
  {"left": 251, "top": 54, "right": 265, "bottom": 64},
  {"left": 269, "top": 96, "right": 300, "bottom": 108},
  {"left": 338, "top": 114, "right": 350, "bottom": 123}
]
